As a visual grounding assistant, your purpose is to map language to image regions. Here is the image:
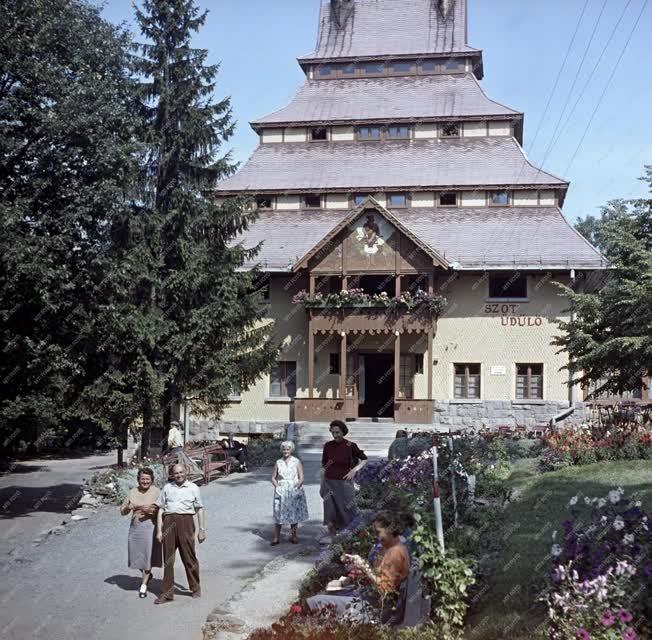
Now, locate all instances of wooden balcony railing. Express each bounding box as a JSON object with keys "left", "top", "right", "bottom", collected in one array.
[{"left": 308, "top": 307, "right": 433, "bottom": 334}]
